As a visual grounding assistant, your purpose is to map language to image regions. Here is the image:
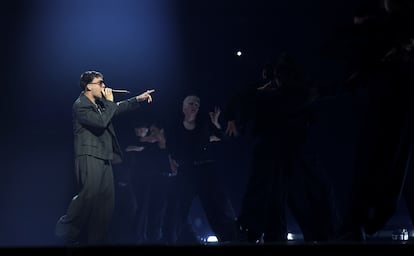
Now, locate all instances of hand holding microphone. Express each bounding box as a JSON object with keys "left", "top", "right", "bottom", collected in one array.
[{"left": 101, "top": 88, "right": 130, "bottom": 101}]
